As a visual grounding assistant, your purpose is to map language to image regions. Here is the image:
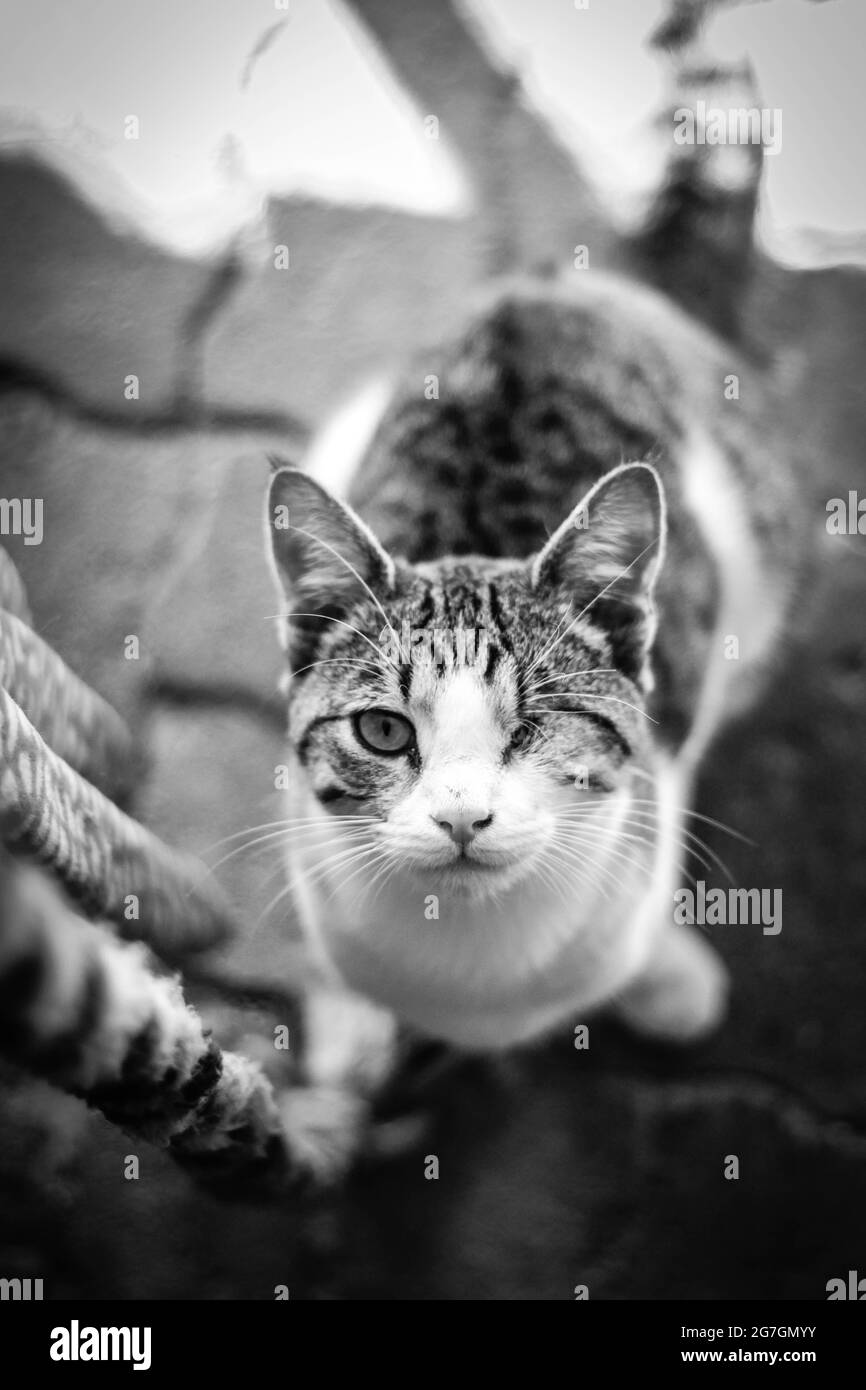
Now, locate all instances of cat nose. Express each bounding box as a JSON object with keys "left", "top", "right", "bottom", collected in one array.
[{"left": 432, "top": 809, "right": 493, "bottom": 847}]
